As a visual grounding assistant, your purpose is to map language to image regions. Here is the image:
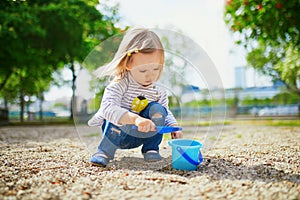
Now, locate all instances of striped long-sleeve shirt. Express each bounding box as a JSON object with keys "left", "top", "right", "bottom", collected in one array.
[{"left": 88, "top": 72, "right": 177, "bottom": 127}]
